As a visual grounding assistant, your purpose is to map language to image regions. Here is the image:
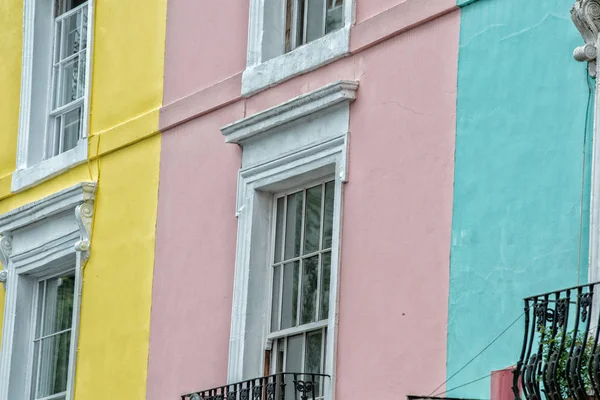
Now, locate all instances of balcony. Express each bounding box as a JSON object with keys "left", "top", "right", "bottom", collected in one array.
[
  {"left": 182, "top": 373, "right": 330, "bottom": 400},
  {"left": 513, "top": 282, "right": 600, "bottom": 400}
]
